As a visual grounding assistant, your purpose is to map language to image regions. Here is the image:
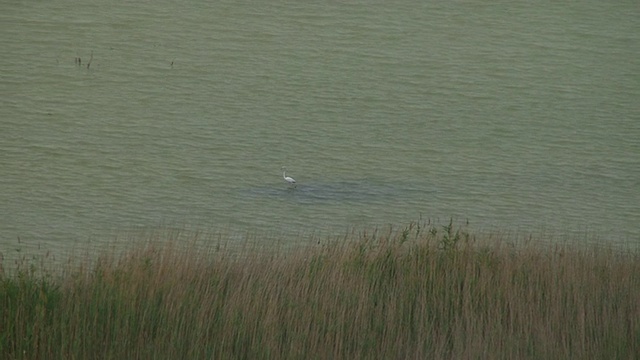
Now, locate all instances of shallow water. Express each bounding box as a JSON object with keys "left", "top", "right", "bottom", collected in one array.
[{"left": 1, "top": 1, "right": 639, "bottom": 257}]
